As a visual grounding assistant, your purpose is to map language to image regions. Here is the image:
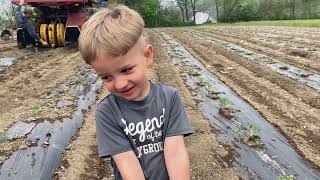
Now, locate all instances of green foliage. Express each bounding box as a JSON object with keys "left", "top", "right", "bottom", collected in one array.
[
  {"left": 114, "top": 0, "right": 320, "bottom": 26},
  {"left": 215, "top": 0, "right": 320, "bottom": 23},
  {"left": 31, "top": 104, "right": 43, "bottom": 113},
  {"left": 115, "top": 0, "right": 193, "bottom": 27},
  {"left": 234, "top": 123, "right": 262, "bottom": 145},
  {"left": 234, "top": 129, "right": 243, "bottom": 139},
  {"left": 0, "top": 132, "right": 8, "bottom": 141},
  {"left": 248, "top": 123, "right": 261, "bottom": 136},
  {"left": 198, "top": 75, "right": 207, "bottom": 83},
  {"left": 208, "top": 19, "right": 320, "bottom": 27},
  {"left": 248, "top": 123, "right": 262, "bottom": 145},
  {"left": 116, "top": 0, "right": 160, "bottom": 27},
  {"left": 185, "top": 67, "right": 194, "bottom": 74},
  {"left": 0, "top": 16, "right": 12, "bottom": 31},
  {"left": 70, "top": 75, "right": 81, "bottom": 84},
  {"left": 218, "top": 97, "right": 232, "bottom": 108},
  {"left": 205, "top": 83, "right": 213, "bottom": 92},
  {"left": 278, "top": 174, "right": 295, "bottom": 180}
]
